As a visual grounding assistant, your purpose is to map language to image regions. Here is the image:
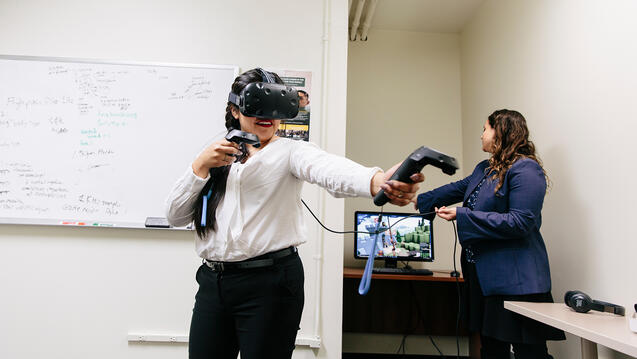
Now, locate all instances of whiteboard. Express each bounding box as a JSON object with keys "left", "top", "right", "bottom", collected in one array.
[{"left": 0, "top": 55, "right": 237, "bottom": 228}]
